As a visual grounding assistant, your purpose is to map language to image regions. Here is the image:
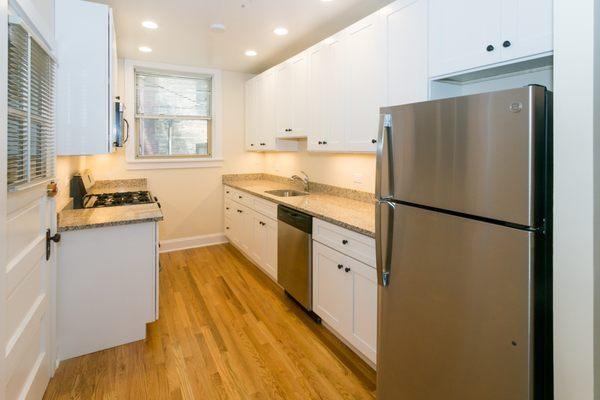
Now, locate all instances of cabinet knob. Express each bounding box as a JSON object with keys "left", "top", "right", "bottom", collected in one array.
[
  {"left": 323, "top": 141, "right": 328, "bottom": 145},
  {"left": 226, "top": 191, "right": 230, "bottom": 194},
  {"left": 226, "top": 207, "right": 229, "bottom": 210},
  {"left": 503, "top": 40, "right": 511, "bottom": 48},
  {"left": 371, "top": 139, "right": 377, "bottom": 144},
  {"left": 318, "top": 141, "right": 323, "bottom": 145},
  {"left": 239, "top": 195, "right": 242, "bottom": 199},
  {"left": 486, "top": 44, "right": 495, "bottom": 52},
  {"left": 226, "top": 227, "right": 229, "bottom": 230},
  {"left": 344, "top": 267, "right": 351, "bottom": 273},
  {"left": 337, "top": 264, "right": 344, "bottom": 270},
  {"left": 250, "top": 143, "right": 254, "bottom": 146},
  {"left": 342, "top": 239, "right": 348, "bottom": 245}
]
